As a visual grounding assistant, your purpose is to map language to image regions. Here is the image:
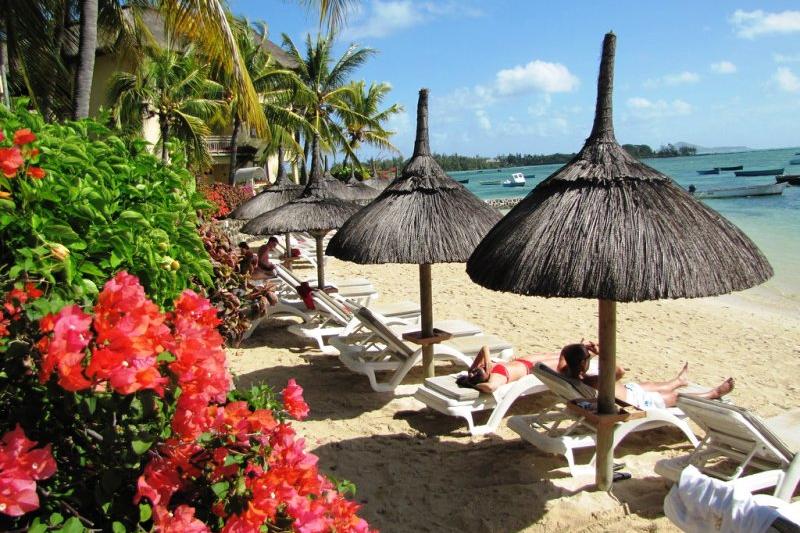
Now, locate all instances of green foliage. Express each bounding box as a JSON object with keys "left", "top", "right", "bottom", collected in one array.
[
  {"left": 0, "top": 101, "right": 213, "bottom": 307},
  {"left": 330, "top": 163, "right": 370, "bottom": 181}
]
